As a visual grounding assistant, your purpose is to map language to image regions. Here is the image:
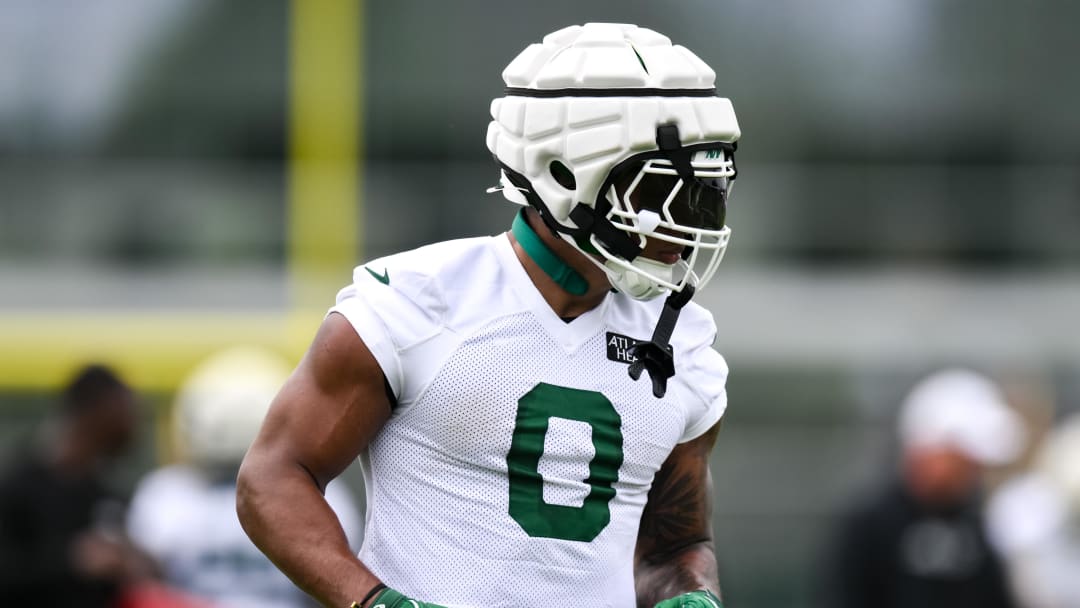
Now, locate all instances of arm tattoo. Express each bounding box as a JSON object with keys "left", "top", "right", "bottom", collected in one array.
[
  {"left": 635, "top": 424, "right": 722, "bottom": 607},
  {"left": 638, "top": 460, "right": 711, "bottom": 552}
]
